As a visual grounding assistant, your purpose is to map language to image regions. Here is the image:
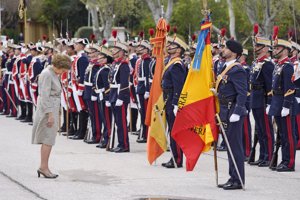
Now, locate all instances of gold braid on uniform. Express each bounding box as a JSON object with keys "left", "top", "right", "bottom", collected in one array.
[{"left": 284, "top": 89, "right": 295, "bottom": 97}]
